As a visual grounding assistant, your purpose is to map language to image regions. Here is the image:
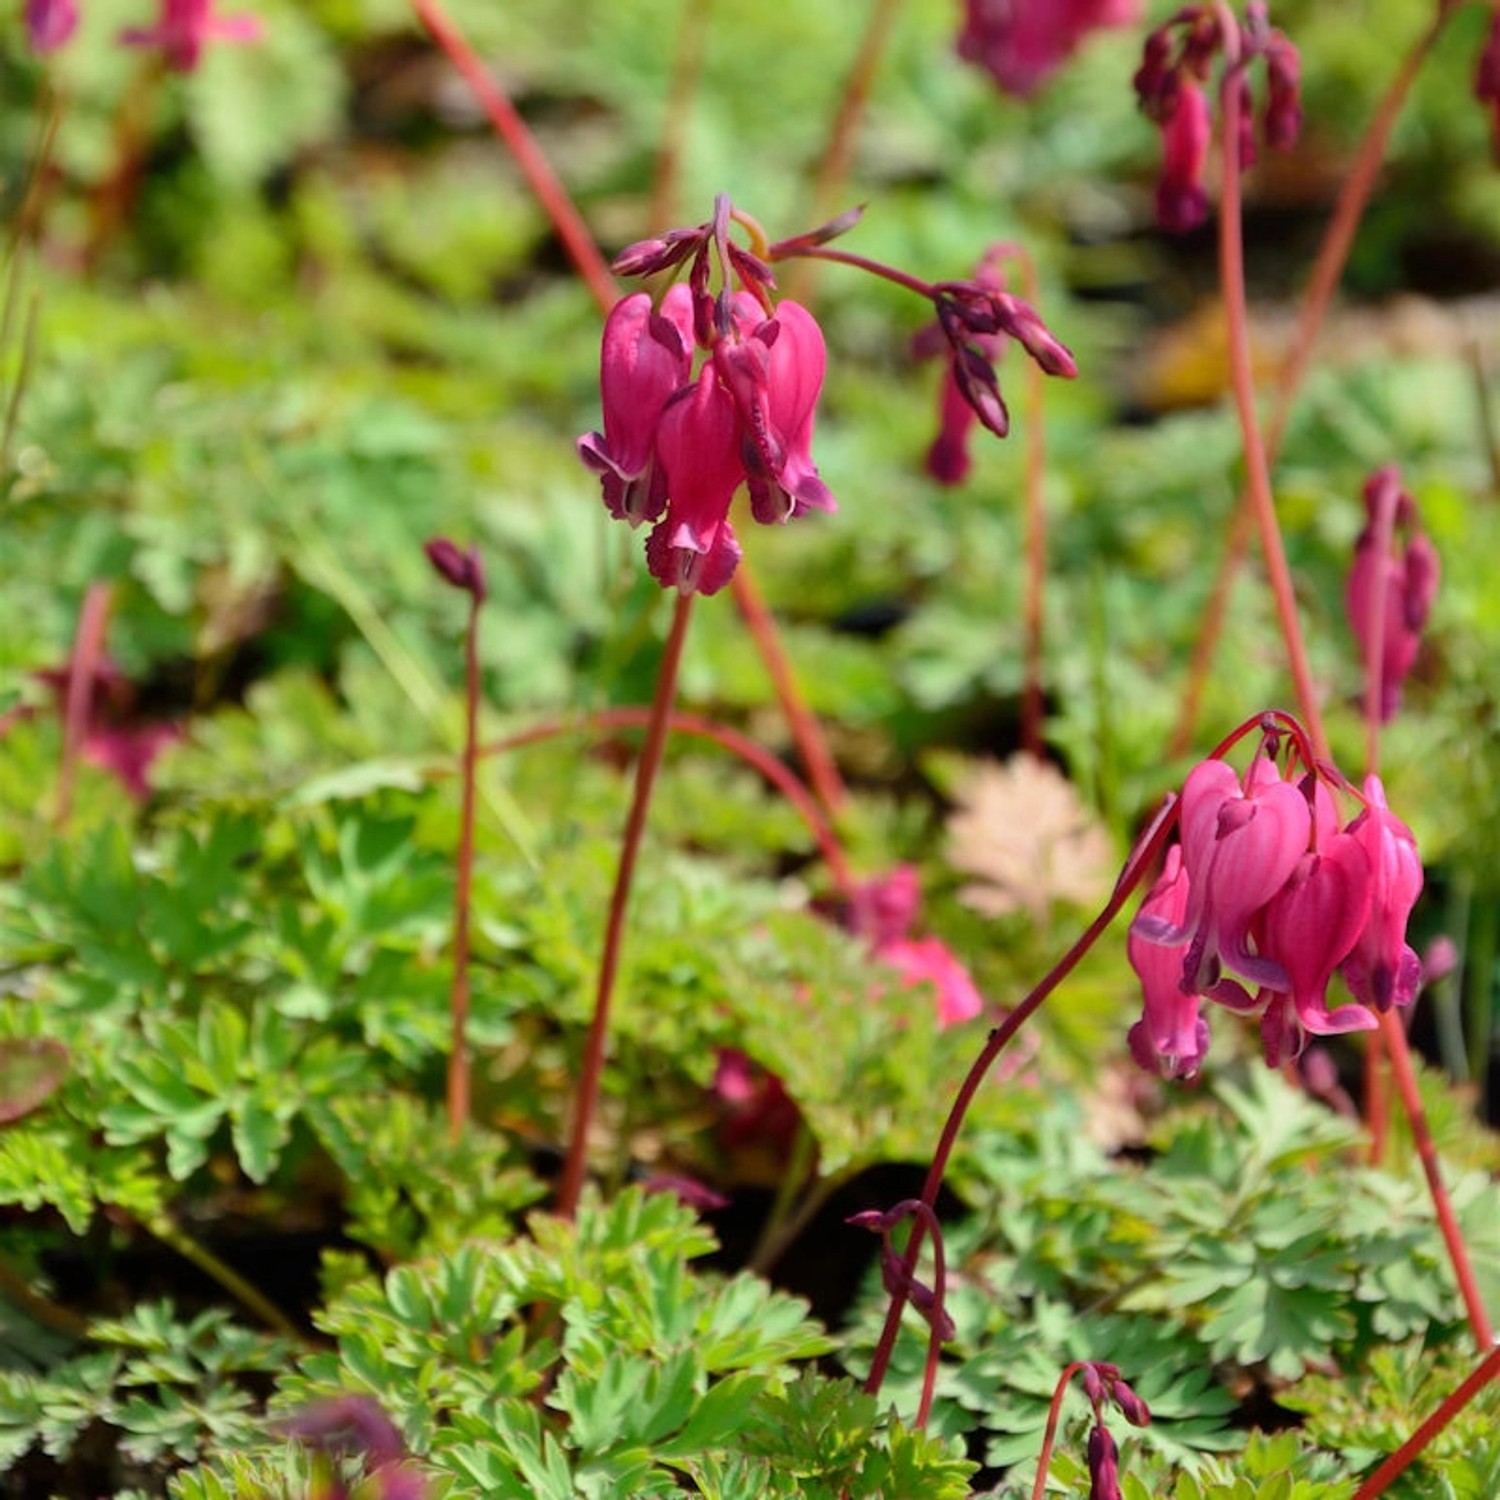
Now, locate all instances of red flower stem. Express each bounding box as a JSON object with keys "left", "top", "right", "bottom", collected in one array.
[
  {"left": 1170, "top": 11, "right": 1449, "bottom": 757},
  {"left": 647, "top": 0, "right": 715, "bottom": 233},
  {"left": 1365, "top": 1027, "right": 1390, "bottom": 1167},
  {"left": 1350, "top": 1342, "right": 1500, "bottom": 1500},
  {"left": 54, "top": 582, "right": 113, "bottom": 829},
  {"left": 728, "top": 562, "right": 847, "bottom": 815},
  {"left": 889, "top": 1199, "right": 948, "bottom": 1431},
  {"left": 1378, "top": 1007, "right": 1494, "bottom": 1351},
  {"left": 1216, "top": 68, "right": 1328, "bottom": 761},
  {"left": 1004, "top": 243, "right": 1049, "bottom": 759},
  {"left": 787, "top": 0, "right": 906, "bottom": 303},
  {"left": 555, "top": 594, "right": 696, "bottom": 1219},
  {"left": 864, "top": 803, "right": 1179, "bottom": 1399},
  {"left": 474, "top": 706, "right": 854, "bottom": 895},
  {"left": 446, "top": 590, "right": 482, "bottom": 1142},
  {"left": 773, "top": 242, "right": 935, "bottom": 299},
  {"left": 1030, "top": 1362, "right": 1089, "bottom": 1500},
  {"left": 408, "top": 0, "right": 618, "bottom": 315}
]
